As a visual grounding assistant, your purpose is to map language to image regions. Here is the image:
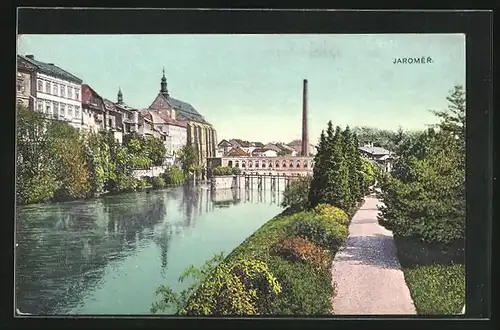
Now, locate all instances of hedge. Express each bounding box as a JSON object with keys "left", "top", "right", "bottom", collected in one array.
[{"left": 175, "top": 204, "right": 350, "bottom": 315}]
